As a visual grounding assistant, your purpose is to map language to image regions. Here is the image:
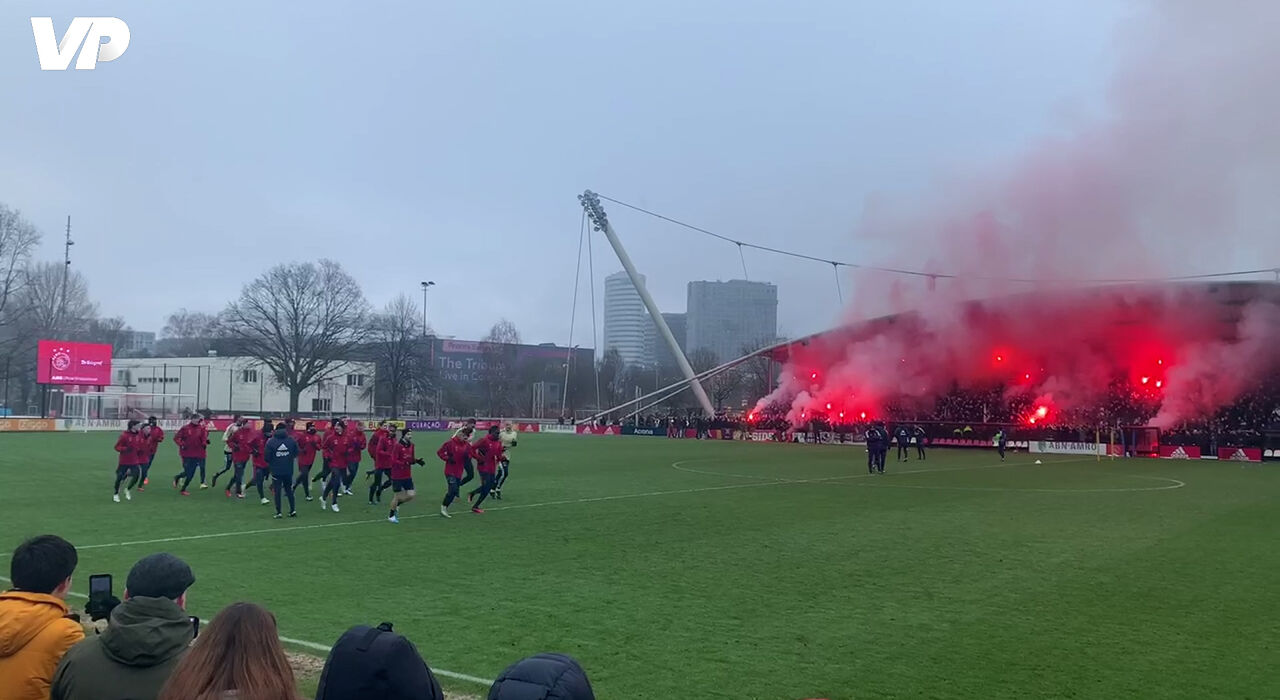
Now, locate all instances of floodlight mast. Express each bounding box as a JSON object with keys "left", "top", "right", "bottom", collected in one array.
[{"left": 578, "top": 190, "right": 715, "bottom": 418}]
